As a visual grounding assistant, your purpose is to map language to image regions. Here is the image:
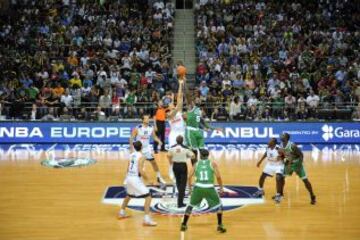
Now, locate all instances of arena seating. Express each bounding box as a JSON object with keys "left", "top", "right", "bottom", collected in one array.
[
  {"left": 0, "top": 0, "right": 175, "bottom": 120},
  {"left": 194, "top": 0, "right": 359, "bottom": 121},
  {"left": 0, "top": 0, "right": 359, "bottom": 121}
]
